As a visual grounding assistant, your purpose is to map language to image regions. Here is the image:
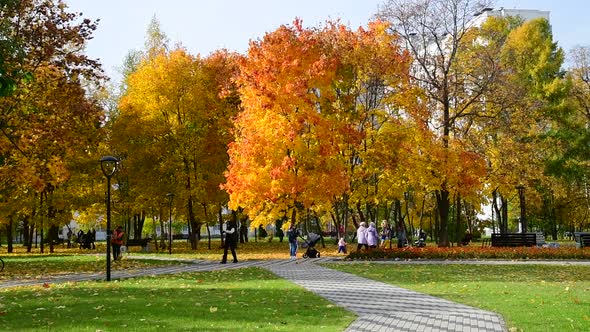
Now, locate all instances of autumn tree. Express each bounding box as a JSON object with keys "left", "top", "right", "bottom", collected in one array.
[
  {"left": 468, "top": 16, "right": 566, "bottom": 235},
  {"left": 224, "top": 19, "right": 415, "bottom": 237},
  {"left": 378, "top": 0, "right": 499, "bottom": 246},
  {"left": 114, "top": 44, "right": 239, "bottom": 249},
  {"left": 542, "top": 45, "right": 590, "bottom": 233},
  {"left": 0, "top": 0, "right": 105, "bottom": 252}
]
